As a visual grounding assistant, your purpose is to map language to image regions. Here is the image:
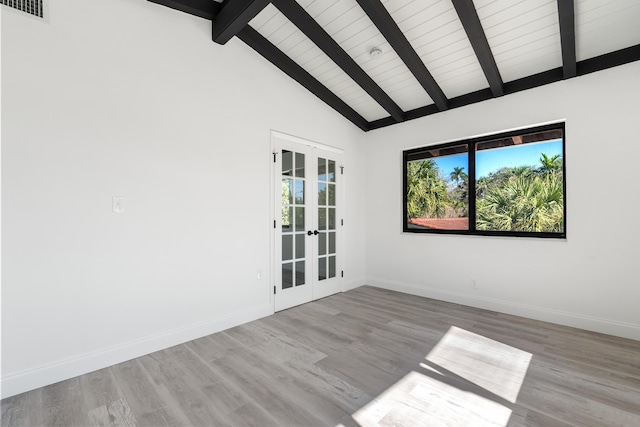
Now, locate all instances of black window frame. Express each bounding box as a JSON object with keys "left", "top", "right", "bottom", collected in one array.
[{"left": 403, "top": 122, "right": 566, "bottom": 239}]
